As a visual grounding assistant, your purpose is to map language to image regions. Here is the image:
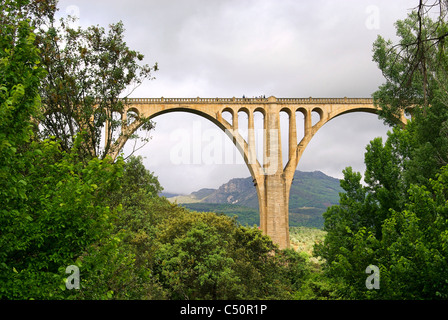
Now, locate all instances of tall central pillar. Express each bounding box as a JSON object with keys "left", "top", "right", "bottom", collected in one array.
[
  {"left": 261, "top": 174, "right": 290, "bottom": 249},
  {"left": 257, "top": 106, "right": 290, "bottom": 249}
]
